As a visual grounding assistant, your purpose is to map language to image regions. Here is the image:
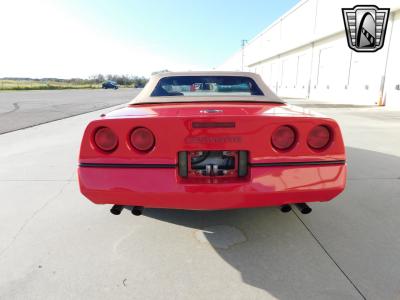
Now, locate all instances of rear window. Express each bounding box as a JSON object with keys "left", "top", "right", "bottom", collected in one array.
[{"left": 151, "top": 76, "right": 264, "bottom": 97}]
